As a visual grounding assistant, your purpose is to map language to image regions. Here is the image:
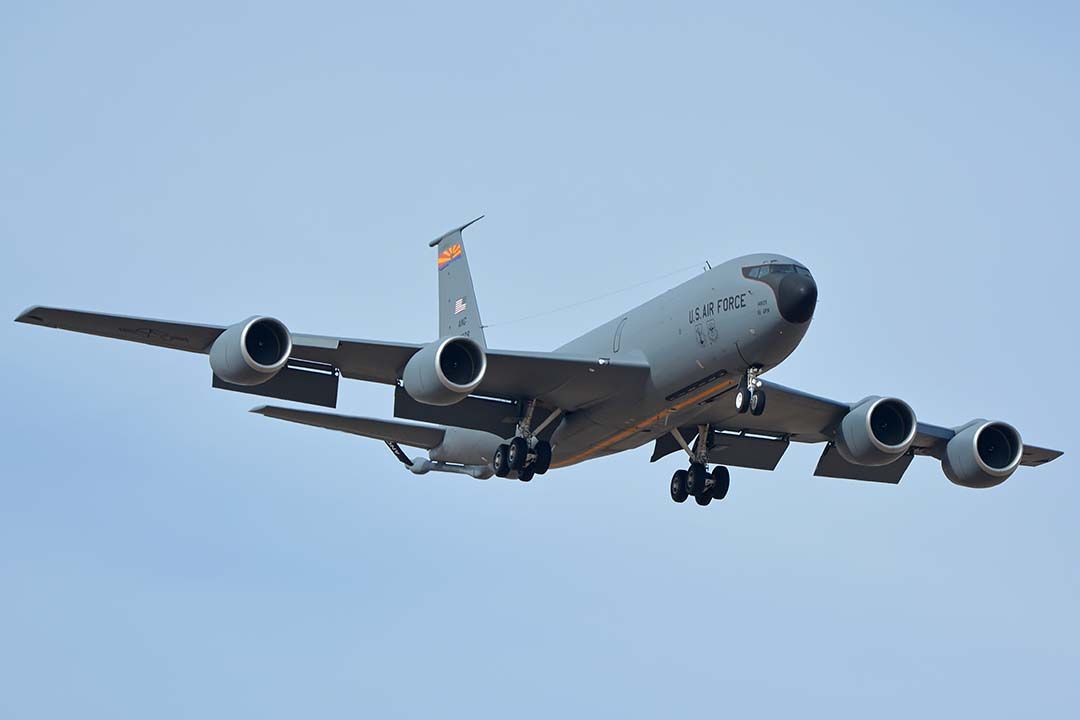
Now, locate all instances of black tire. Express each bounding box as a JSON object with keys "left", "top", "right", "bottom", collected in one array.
[
  {"left": 533, "top": 441, "right": 552, "bottom": 475},
  {"left": 695, "top": 492, "right": 712, "bottom": 506},
  {"left": 508, "top": 437, "right": 529, "bottom": 470},
  {"left": 687, "top": 463, "right": 707, "bottom": 495},
  {"left": 518, "top": 466, "right": 535, "bottom": 483},
  {"left": 493, "top": 444, "right": 510, "bottom": 478},
  {"left": 735, "top": 386, "right": 752, "bottom": 414},
  {"left": 670, "top": 470, "right": 689, "bottom": 503},
  {"left": 709, "top": 466, "right": 730, "bottom": 500},
  {"left": 749, "top": 389, "right": 767, "bottom": 416}
]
